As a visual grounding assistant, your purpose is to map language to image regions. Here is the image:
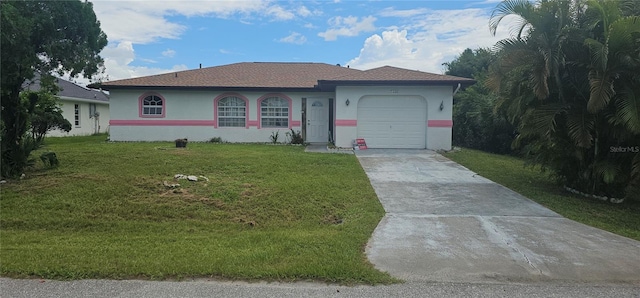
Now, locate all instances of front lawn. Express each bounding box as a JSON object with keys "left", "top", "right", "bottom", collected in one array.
[
  {"left": 0, "top": 135, "right": 394, "bottom": 284},
  {"left": 444, "top": 148, "right": 640, "bottom": 241}
]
